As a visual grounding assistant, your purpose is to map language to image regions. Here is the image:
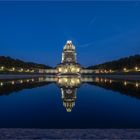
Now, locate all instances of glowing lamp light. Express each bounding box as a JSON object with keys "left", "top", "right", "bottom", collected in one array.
[
  {"left": 31, "top": 70, "right": 34, "bottom": 73},
  {"left": 123, "top": 68, "right": 127, "bottom": 71},
  {"left": 71, "top": 79, "right": 75, "bottom": 84},
  {"left": 100, "top": 78, "right": 103, "bottom": 82},
  {"left": 135, "top": 67, "right": 138, "bottom": 71},
  {"left": 67, "top": 40, "right": 72, "bottom": 44},
  {"left": 95, "top": 77, "right": 99, "bottom": 82},
  {"left": 136, "top": 83, "right": 139, "bottom": 88},
  {"left": 0, "top": 82, "right": 3, "bottom": 86},
  {"left": 1, "top": 66, "right": 4, "bottom": 70},
  {"left": 76, "top": 79, "right": 80, "bottom": 83},
  {"left": 124, "top": 81, "right": 127, "bottom": 86},
  {"left": 77, "top": 68, "right": 80, "bottom": 72},
  {"left": 64, "top": 69, "right": 68, "bottom": 73},
  {"left": 59, "top": 68, "right": 62, "bottom": 72}
]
